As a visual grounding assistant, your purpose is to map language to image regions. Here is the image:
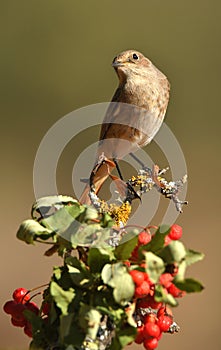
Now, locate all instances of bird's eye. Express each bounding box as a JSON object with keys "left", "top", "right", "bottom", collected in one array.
[{"left": 132, "top": 53, "right": 139, "bottom": 60}]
